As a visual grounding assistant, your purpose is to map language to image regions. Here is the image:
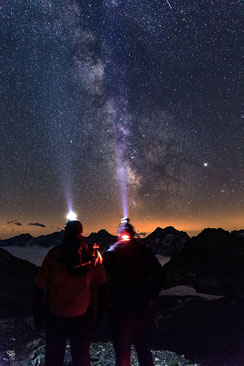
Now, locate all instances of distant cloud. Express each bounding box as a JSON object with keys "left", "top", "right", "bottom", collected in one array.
[
  {"left": 7, "top": 220, "right": 22, "bottom": 226},
  {"left": 29, "top": 222, "right": 46, "bottom": 228},
  {"left": 136, "top": 232, "right": 147, "bottom": 238}
]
